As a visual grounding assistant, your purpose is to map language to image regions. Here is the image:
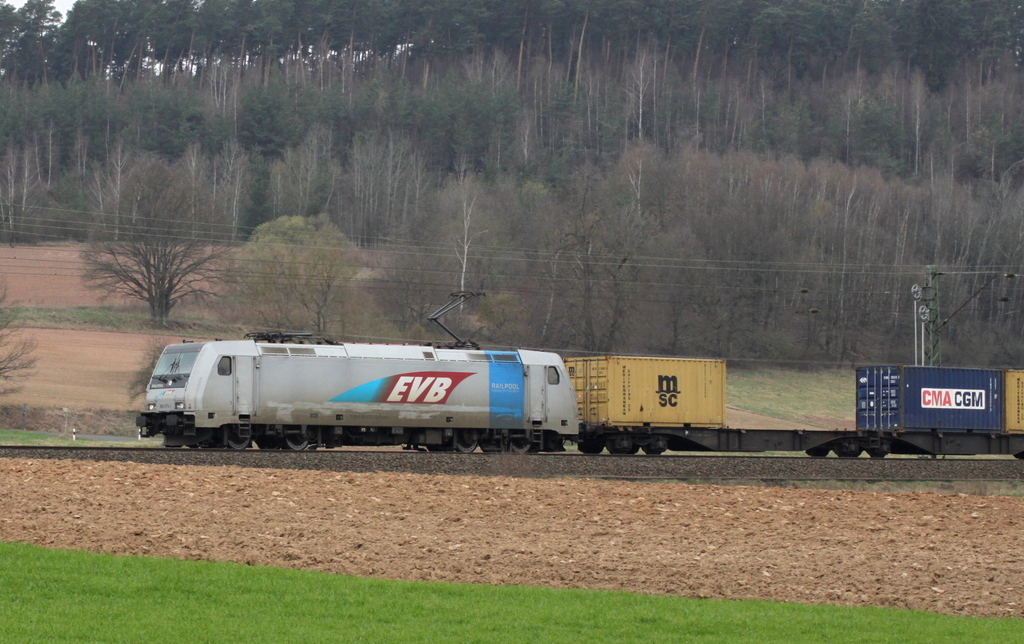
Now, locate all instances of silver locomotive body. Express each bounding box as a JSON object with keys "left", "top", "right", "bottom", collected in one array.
[{"left": 137, "top": 340, "right": 578, "bottom": 452}]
